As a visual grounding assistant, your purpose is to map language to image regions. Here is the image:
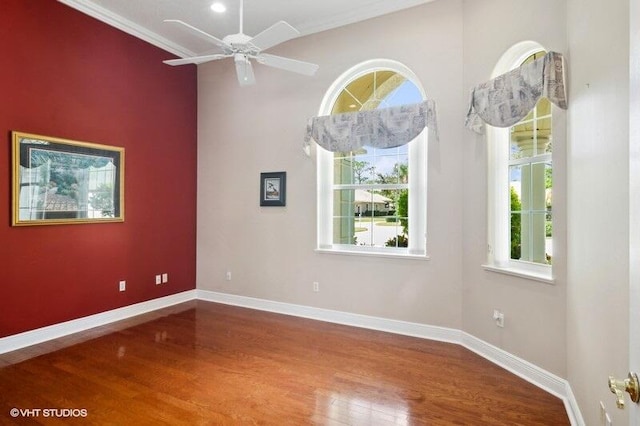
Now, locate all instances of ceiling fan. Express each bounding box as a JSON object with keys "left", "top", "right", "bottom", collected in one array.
[{"left": 163, "top": 0, "right": 319, "bottom": 86}]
